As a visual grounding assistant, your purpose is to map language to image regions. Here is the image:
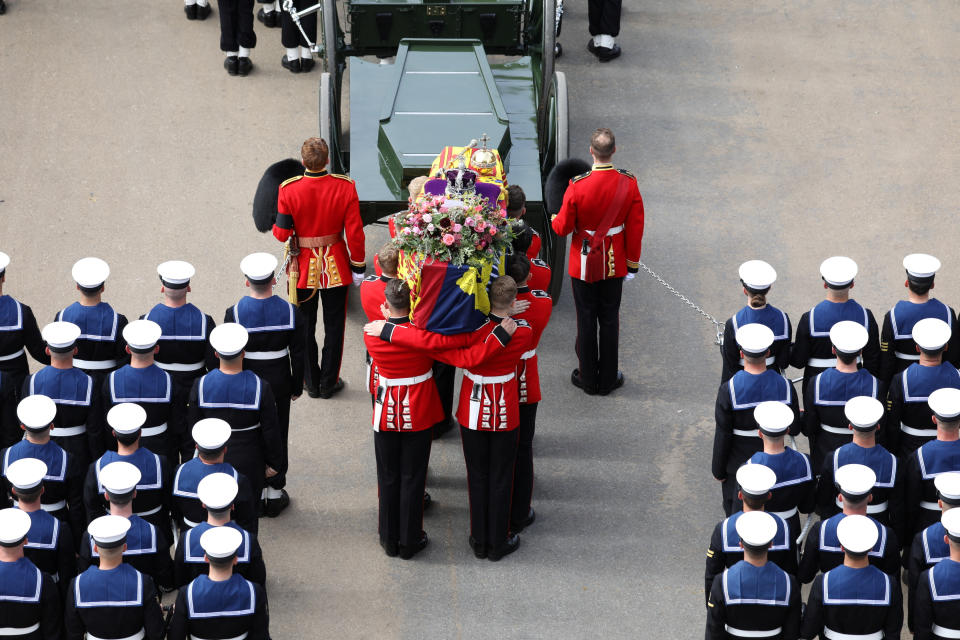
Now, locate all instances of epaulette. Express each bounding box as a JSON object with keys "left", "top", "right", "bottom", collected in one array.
[
  {"left": 531, "top": 258, "right": 548, "bottom": 268},
  {"left": 531, "top": 289, "right": 550, "bottom": 299},
  {"left": 515, "top": 319, "right": 531, "bottom": 328},
  {"left": 364, "top": 275, "right": 378, "bottom": 282},
  {"left": 279, "top": 175, "right": 303, "bottom": 188},
  {"left": 570, "top": 172, "right": 591, "bottom": 183},
  {"left": 616, "top": 168, "right": 636, "bottom": 179},
  {"left": 330, "top": 173, "right": 354, "bottom": 183}
]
